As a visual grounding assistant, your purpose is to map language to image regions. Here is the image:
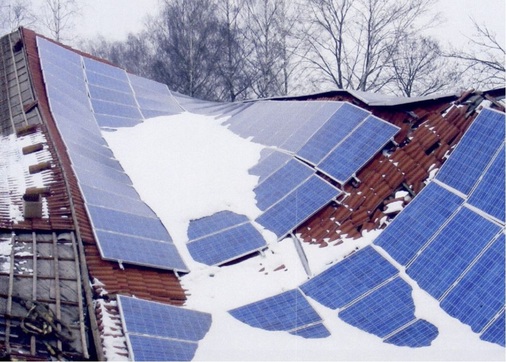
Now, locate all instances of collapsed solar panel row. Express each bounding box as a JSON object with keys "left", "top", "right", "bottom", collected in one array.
[
  {"left": 117, "top": 295, "right": 212, "bottom": 361},
  {"left": 374, "top": 107, "right": 505, "bottom": 347},
  {"left": 226, "top": 101, "right": 399, "bottom": 184},
  {"left": 187, "top": 212, "right": 266, "bottom": 266},
  {"left": 230, "top": 246, "right": 438, "bottom": 347},
  {"left": 37, "top": 36, "right": 188, "bottom": 272}
]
